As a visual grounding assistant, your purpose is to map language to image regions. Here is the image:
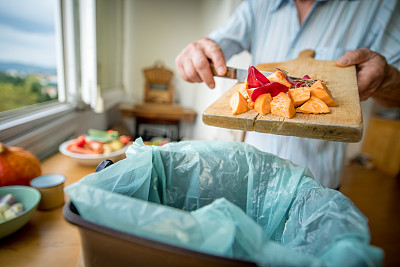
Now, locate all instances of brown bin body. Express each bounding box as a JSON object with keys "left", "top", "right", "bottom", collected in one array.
[{"left": 63, "top": 201, "right": 256, "bottom": 267}]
